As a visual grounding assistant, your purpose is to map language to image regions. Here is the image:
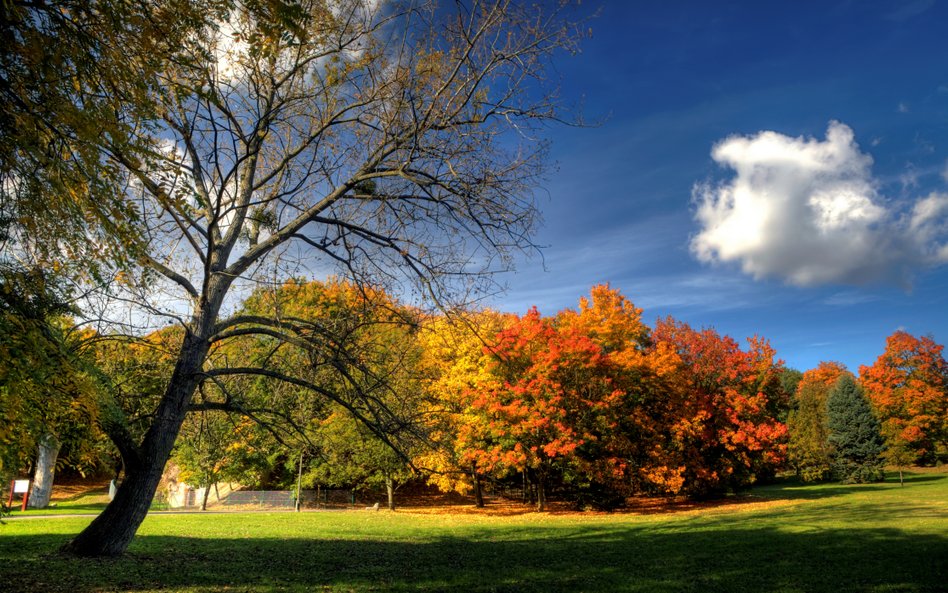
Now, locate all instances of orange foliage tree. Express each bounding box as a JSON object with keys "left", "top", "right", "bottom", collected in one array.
[
  {"left": 453, "top": 285, "right": 671, "bottom": 509},
  {"left": 424, "top": 286, "right": 791, "bottom": 507},
  {"left": 650, "top": 318, "right": 789, "bottom": 496},
  {"left": 859, "top": 331, "right": 948, "bottom": 464},
  {"left": 463, "top": 306, "right": 606, "bottom": 510}
]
